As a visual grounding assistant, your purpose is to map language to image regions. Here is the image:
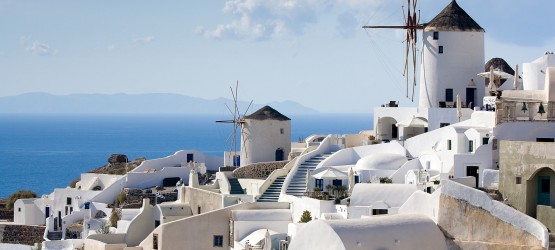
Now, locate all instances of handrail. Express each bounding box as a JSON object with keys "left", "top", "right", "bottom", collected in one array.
[
  {"left": 256, "top": 158, "right": 298, "bottom": 198},
  {"left": 280, "top": 135, "right": 333, "bottom": 200}
]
